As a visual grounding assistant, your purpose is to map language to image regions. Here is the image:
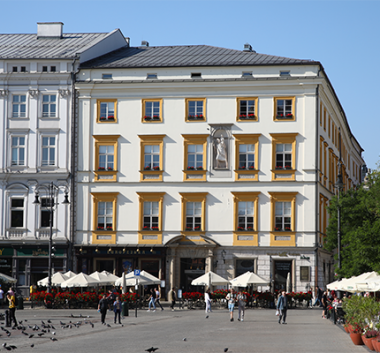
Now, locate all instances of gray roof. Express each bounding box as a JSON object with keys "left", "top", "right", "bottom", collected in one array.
[
  {"left": 80, "top": 45, "right": 319, "bottom": 69},
  {"left": 0, "top": 33, "right": 109, "bottom": 59}
]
